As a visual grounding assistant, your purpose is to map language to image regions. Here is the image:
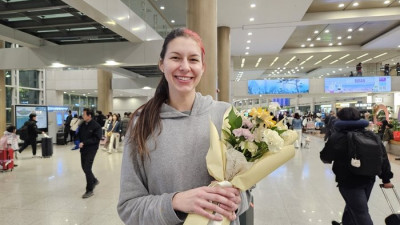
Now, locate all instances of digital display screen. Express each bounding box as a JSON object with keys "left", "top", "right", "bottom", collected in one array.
[
  {"left": 324, "top": 76, "right": 391, "bottom": 93},
  {"left": 271, "top": 98, "right": 290, "bottom": 106},
  {"left": 15, "top": 105, "right": 48, "bottom": 131},
  {"left": 248, "top": 79, "right": 309, "bottom": 94}
]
